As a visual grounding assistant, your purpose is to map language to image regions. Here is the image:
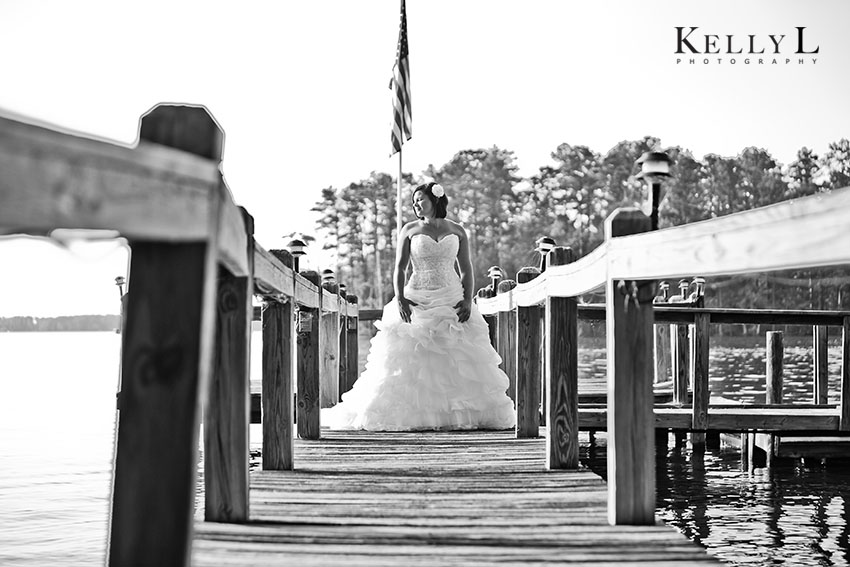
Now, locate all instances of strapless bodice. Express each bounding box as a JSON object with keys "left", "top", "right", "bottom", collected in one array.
[{"left": 407, "top": 233, "right": 459, "bottom": 290}]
